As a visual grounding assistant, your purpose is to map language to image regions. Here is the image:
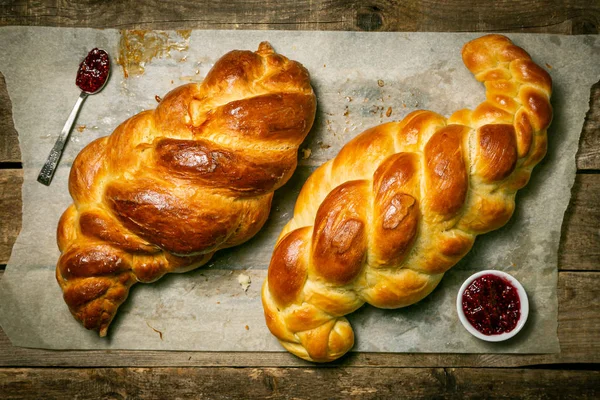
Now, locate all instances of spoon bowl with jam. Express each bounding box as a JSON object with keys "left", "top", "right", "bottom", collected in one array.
[
  {"left": 456, "top": 270, "right": 529, "bottom": 342},
  {"left": 37, "top": 48, "right": 110, "bottom": 186}
]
